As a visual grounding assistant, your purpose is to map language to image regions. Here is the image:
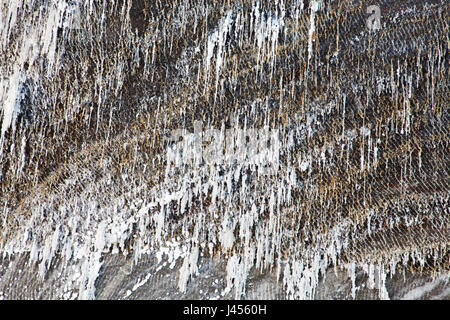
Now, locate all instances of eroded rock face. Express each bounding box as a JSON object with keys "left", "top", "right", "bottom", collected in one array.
[
  {"left": 0, "top": 253, "right": 448, "bottom": 300},
  {"left": 0, "top": 1, "right": 448, "bottom": 299}
]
